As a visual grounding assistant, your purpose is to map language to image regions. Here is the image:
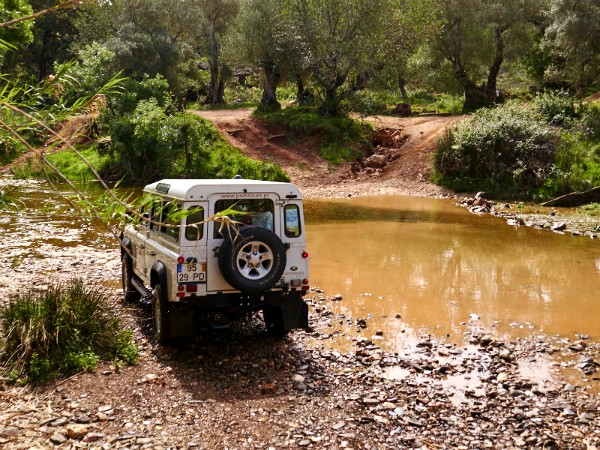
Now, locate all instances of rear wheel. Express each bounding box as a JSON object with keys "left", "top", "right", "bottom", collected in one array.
[
  {"left": 151, "top": 284, "right": 171, "bottom": 345},
  {"left": 121, "top": 254, "right": 140, "bottom": 302}
]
